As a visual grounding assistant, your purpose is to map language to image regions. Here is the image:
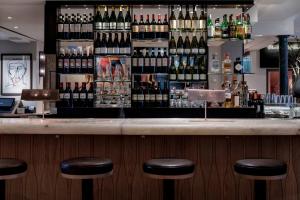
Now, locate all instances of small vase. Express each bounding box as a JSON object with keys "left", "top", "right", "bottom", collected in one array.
[{"left": 294, "top": 76, "right": 300, "bottom": 97}]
